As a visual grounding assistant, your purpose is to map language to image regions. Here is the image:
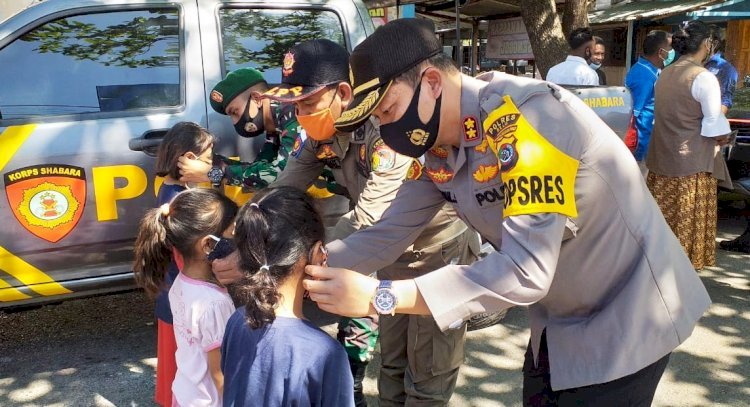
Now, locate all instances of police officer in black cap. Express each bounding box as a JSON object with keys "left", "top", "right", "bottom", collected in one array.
[{"left": 304, "top": 18, "right": 711, "bottom": 406}]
